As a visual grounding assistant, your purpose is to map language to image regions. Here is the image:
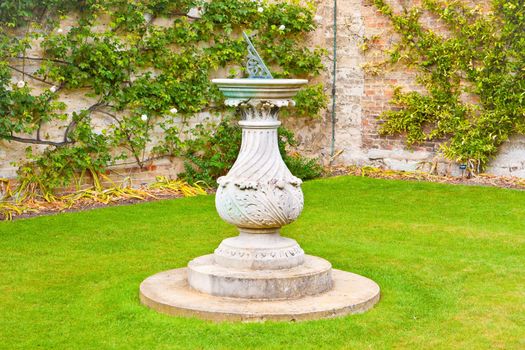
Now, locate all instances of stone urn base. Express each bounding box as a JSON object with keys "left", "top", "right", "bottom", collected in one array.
[{"left": 139, "top": 260, "right": 380, "bottom": 322}]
